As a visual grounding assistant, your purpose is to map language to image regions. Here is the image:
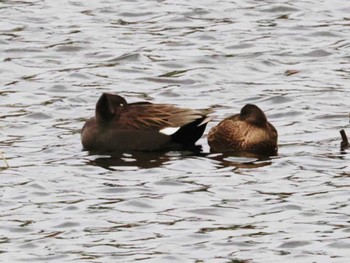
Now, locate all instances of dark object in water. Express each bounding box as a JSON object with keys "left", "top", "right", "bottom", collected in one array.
[
  {"left": 208, "top": 104, "right": 278, "bottom": 156},
  {"left": 81, "top": 93, "right": 211, "bottom": 152},
  {"left": 340, "top": 129, "right": 349, "bottom": 151}
]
